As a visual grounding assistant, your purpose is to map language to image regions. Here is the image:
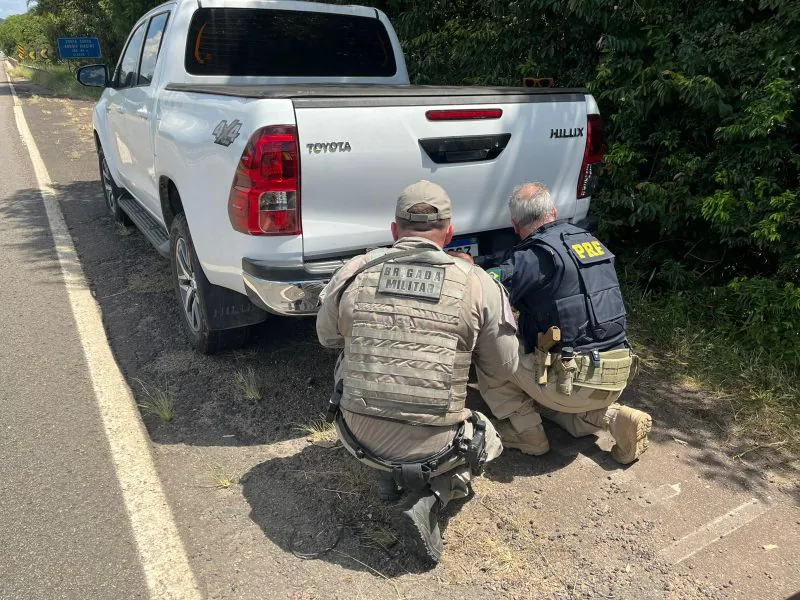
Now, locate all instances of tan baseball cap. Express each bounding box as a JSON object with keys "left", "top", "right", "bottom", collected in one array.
[{"left": 396, "top": 180, "right": 452, "bottom": 222}]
